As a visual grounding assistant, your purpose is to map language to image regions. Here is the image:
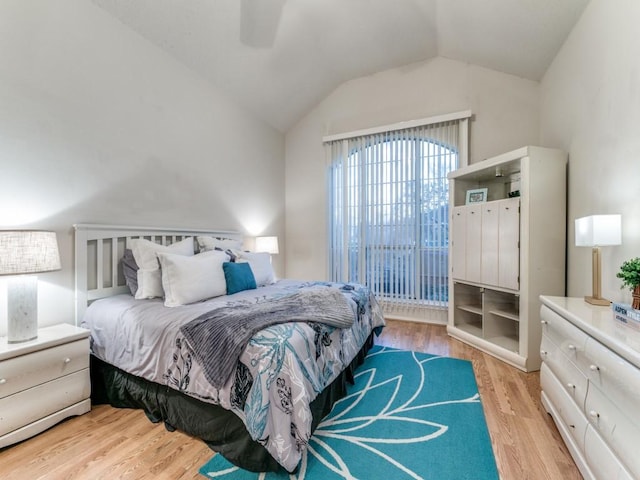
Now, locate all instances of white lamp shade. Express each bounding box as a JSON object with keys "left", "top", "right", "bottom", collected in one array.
[
  {"left": 255, "top": 236, "right": 279, "bottom": 255},
  {"left": 575, "top": 215, "right": 622, "bottom": 247},
  {"left": 0, "top": 231, "right": 61, "bottom": 275}
]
